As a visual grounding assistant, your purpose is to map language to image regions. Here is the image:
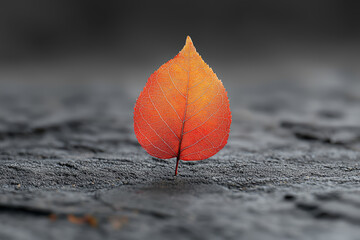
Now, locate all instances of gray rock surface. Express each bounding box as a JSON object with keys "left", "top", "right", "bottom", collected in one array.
[{"left": 0, "top": 64, "right": 359, "bottom": 240}]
